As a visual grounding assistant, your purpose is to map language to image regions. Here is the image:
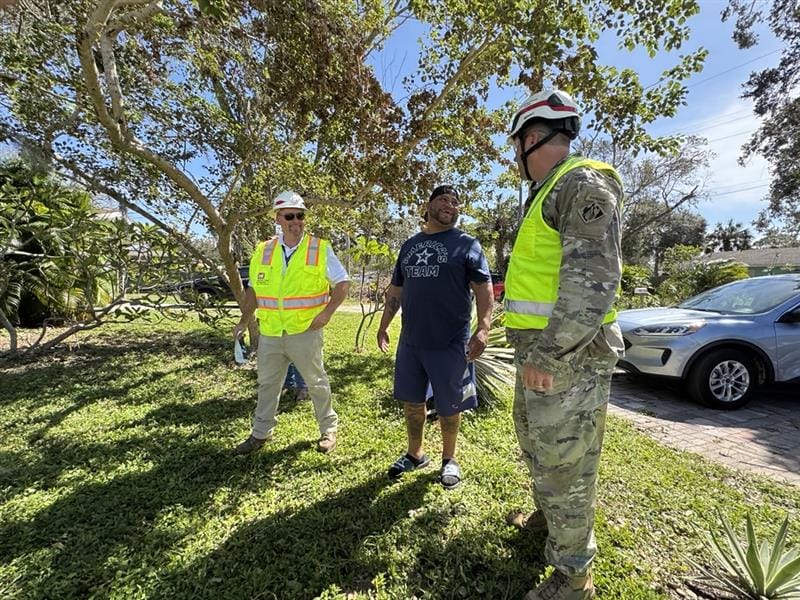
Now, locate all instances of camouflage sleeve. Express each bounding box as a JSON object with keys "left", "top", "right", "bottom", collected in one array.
[{"left": 526, "top": 167, "right": 623, "bottom": 376}]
